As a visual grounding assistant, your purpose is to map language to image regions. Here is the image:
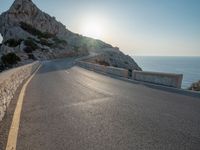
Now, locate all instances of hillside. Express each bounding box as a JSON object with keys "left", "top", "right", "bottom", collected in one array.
[{"left": 0, "top": 0, "right": 141, "bottom": 71}]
